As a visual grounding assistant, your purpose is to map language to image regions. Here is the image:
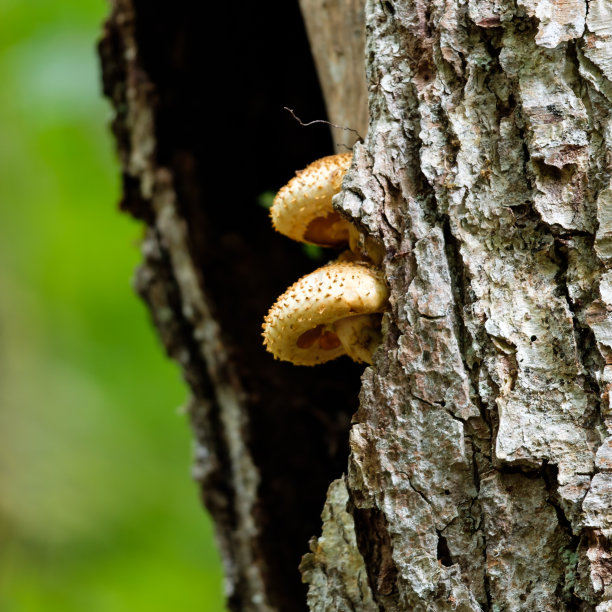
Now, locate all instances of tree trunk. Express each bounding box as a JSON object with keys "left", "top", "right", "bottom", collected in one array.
[{"left": 100, "top": 0, "right": 612, "bottom": 610}]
